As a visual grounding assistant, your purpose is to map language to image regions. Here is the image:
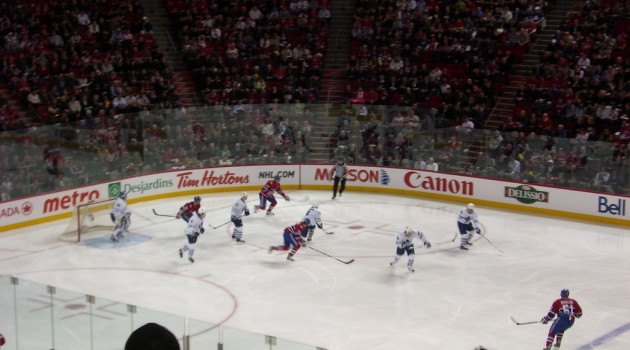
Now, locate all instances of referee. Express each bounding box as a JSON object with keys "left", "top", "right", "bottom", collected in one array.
[{"left": 331, "top": 157, "right": 348, "bottom": 199}]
